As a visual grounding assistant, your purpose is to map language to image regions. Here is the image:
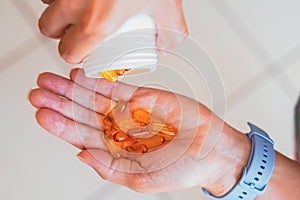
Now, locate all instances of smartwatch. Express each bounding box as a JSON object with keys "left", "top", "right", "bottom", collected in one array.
[{"left": 203, "top": 122, "right": 275, "bottom": 200}]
